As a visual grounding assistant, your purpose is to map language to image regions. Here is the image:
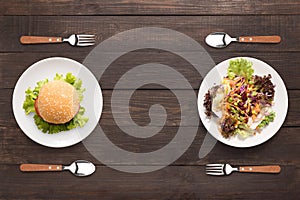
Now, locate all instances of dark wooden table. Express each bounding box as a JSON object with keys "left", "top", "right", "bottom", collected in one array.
[{"left": 0, "top": 1, "right": 299, "bottom": 199}]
